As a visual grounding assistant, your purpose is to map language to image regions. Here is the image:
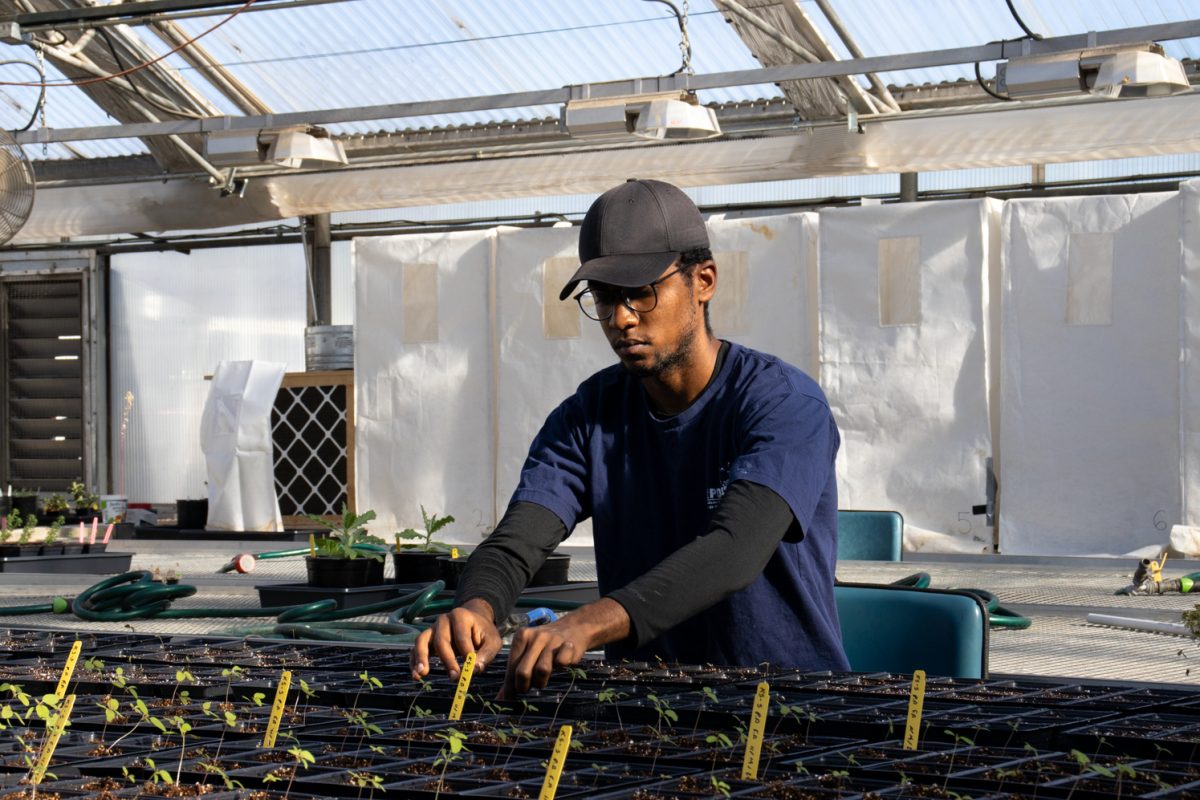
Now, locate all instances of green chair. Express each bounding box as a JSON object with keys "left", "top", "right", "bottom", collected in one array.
[
  {"left": 837, "top": 509, "right": 903, "bottom": 561},
  {"left": 834, "top": 583, "right": 989, "bottom": 679}
]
